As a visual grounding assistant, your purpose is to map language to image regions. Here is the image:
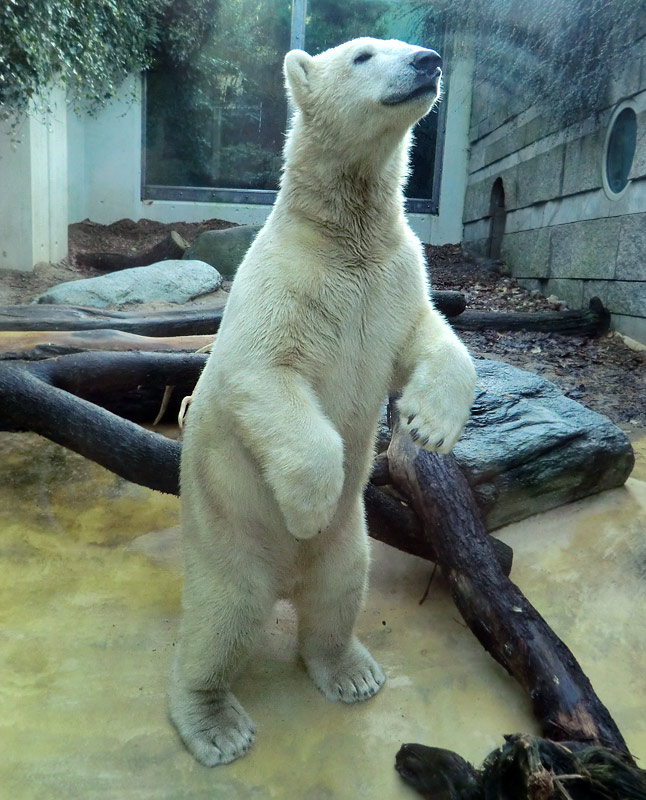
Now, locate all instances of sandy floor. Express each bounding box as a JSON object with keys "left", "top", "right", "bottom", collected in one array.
[{"left": 1, "top": 431, "right": 645, "bottom": 799}]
